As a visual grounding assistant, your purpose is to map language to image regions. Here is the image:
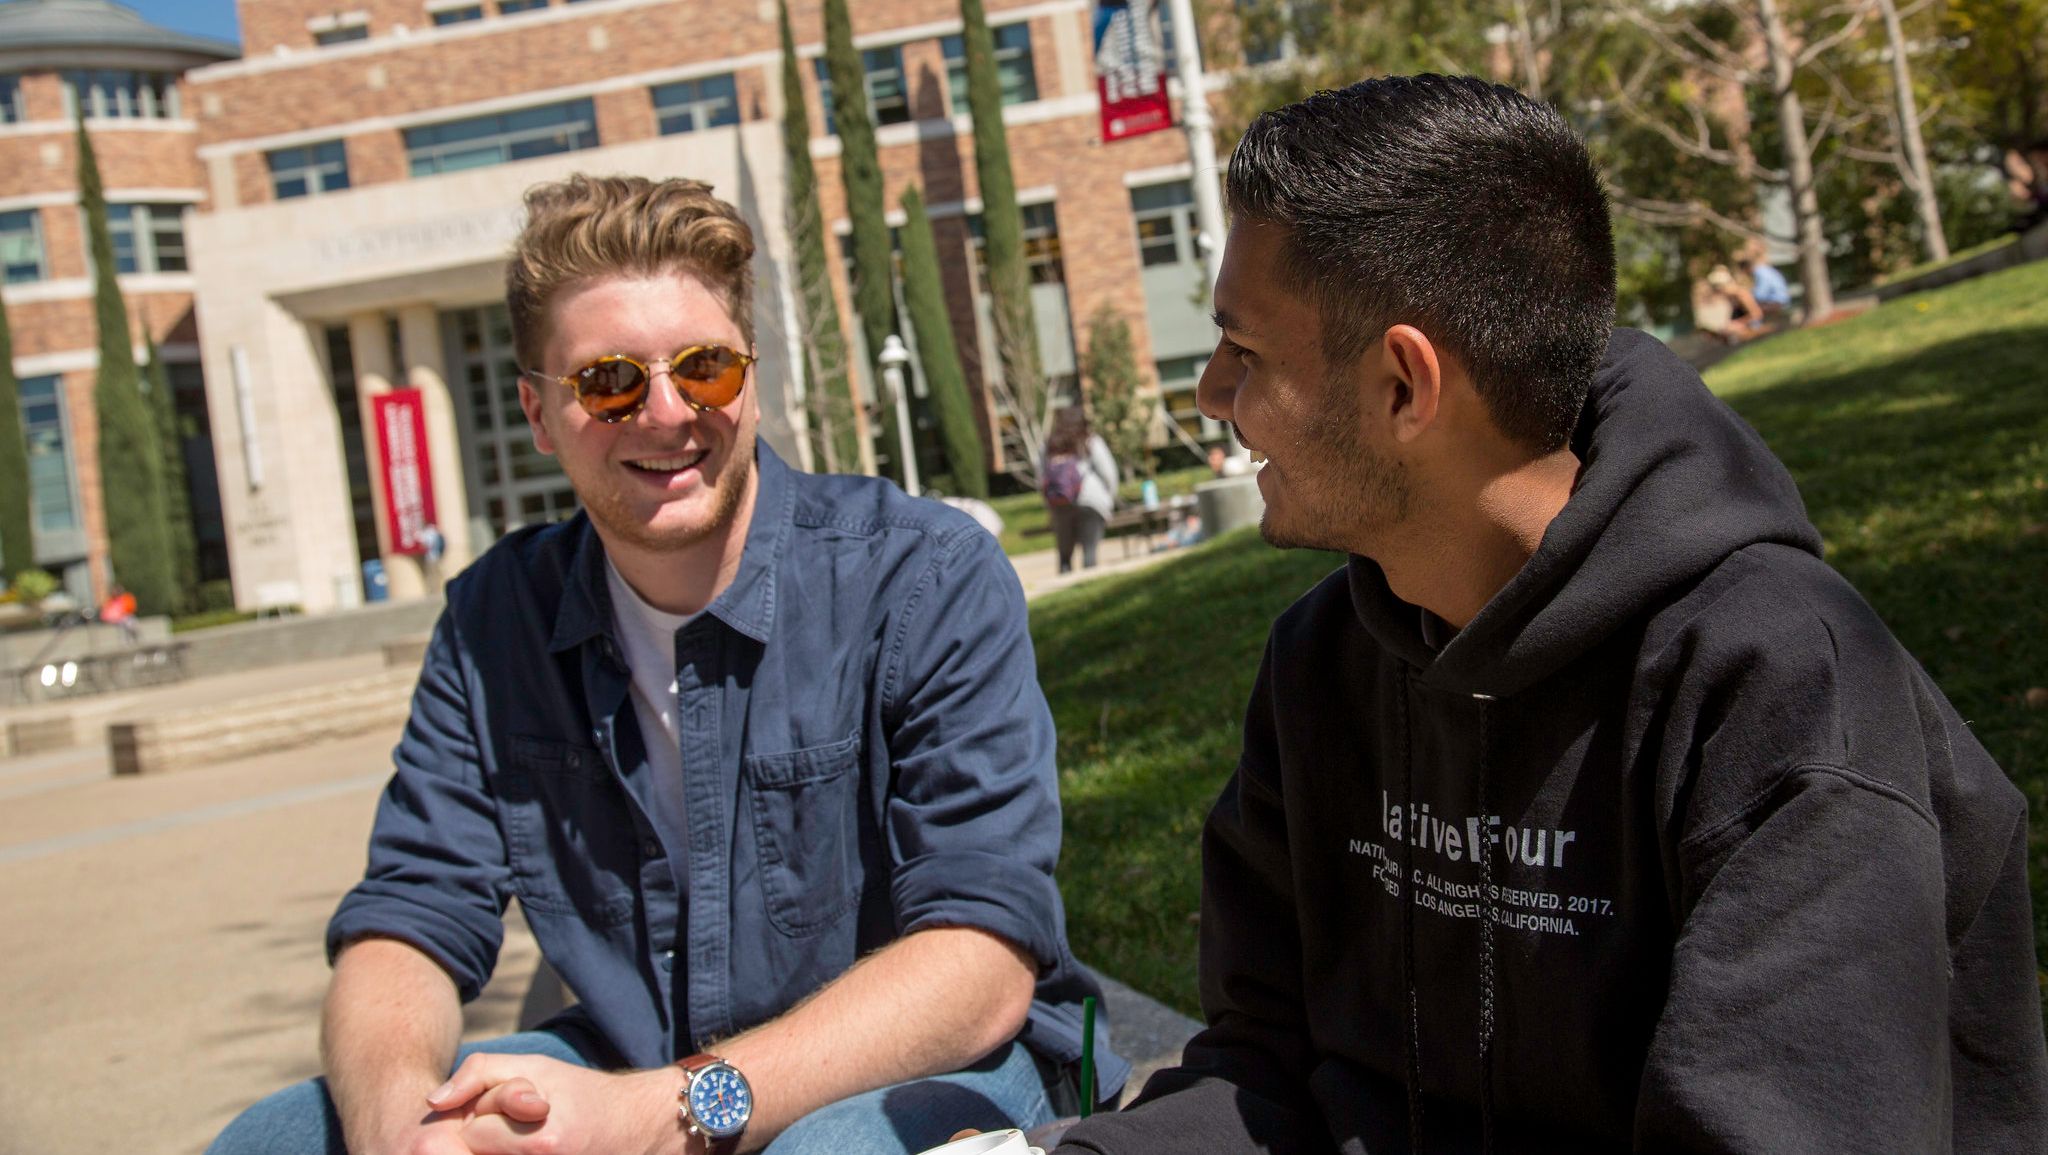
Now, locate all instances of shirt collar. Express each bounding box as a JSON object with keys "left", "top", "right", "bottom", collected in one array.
[{"left": 549, "top": 440, "right": 794, "bottom": 653}]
